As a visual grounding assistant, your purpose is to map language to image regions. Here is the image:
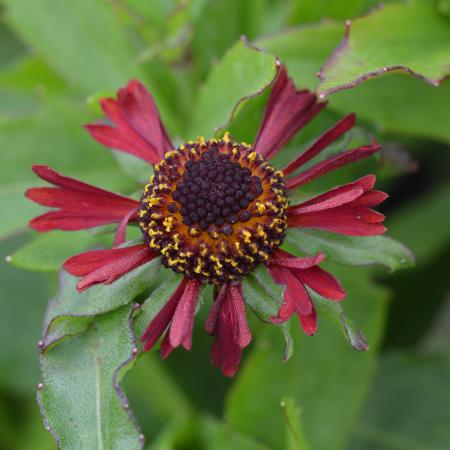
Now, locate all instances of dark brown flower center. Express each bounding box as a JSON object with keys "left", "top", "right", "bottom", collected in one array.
[
  {"left": 139, "top": 135, "right": 288, "bottom": 284},
  {"left": 172, "top": 147, "right": 263, "bottom": 230}
]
